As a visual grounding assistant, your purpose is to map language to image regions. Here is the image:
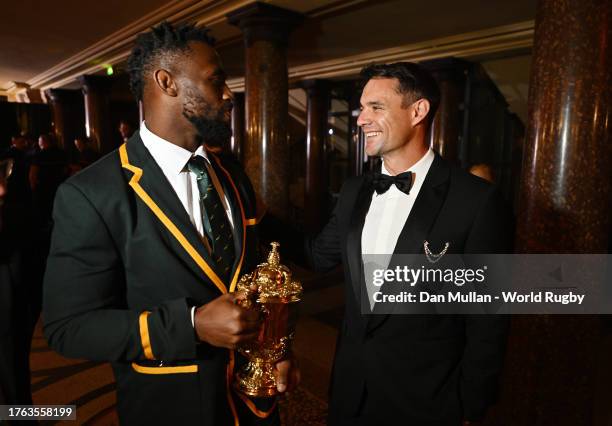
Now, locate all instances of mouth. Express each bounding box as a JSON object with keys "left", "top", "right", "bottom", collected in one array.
[{"left": 364, "top": 131, "right": 382, "bottom": 139}]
